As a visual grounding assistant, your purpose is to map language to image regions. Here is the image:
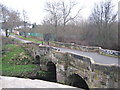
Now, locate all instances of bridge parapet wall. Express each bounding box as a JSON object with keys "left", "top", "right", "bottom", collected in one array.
[
  {"left": 22, "top": 43, "right": 119, "bottom": 88},
  {"left": 51, "top": 42, "right": 120, "bottom": 57},
  {"left": 53, "top": 51, "right": 119, "bottom": 88}
]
